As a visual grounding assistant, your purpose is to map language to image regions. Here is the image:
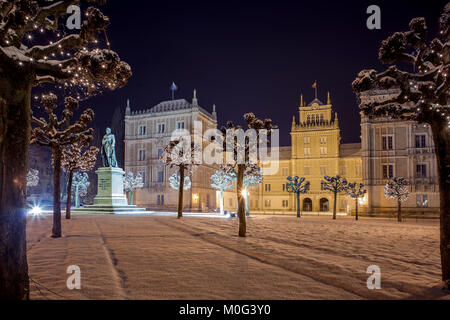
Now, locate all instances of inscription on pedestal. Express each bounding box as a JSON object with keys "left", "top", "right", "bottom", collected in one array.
[{"left": 99, "top": 178, "right": 111, "bottom": 192}]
